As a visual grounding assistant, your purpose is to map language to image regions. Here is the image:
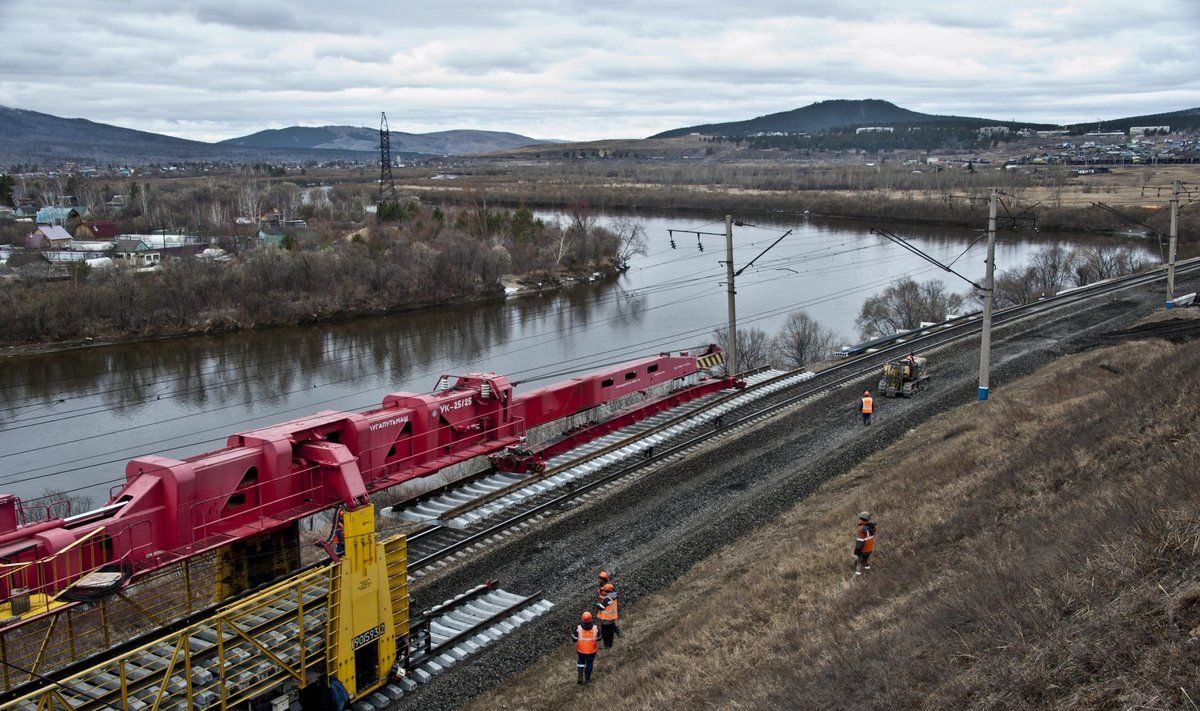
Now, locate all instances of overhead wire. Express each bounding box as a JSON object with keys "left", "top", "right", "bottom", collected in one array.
[
  {"left": 0, "top": 256, "right": 947, "bottom": 494},
  {"left": 0, "top": 215, "right": 990, "bottom": 498},
  {"left": 0, "top": 218, "right": 912, "bottom": 401},
  {"left": 0, "top": 263, "right": 735, "bottom": 419},
  {"left": 0, "top": 228, "right": 892, "bottom": 433}
]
